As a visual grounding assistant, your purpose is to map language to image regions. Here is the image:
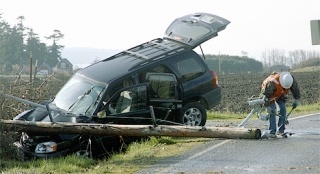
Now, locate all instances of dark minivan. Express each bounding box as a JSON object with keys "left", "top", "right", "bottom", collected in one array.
[{"left": 14, "top": 12, "right": 230, "bottom": 159}]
